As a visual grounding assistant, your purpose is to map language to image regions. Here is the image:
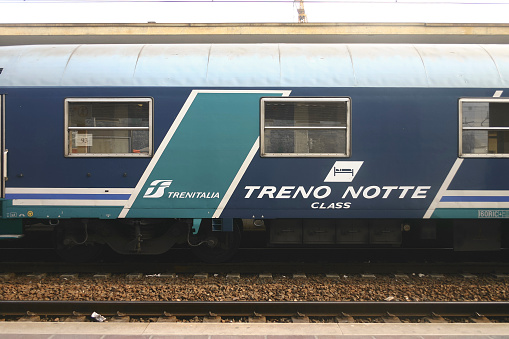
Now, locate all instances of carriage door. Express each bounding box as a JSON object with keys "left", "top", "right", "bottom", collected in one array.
[{"left": 0, "top": 94, "right": 5, "bottom": 198}]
